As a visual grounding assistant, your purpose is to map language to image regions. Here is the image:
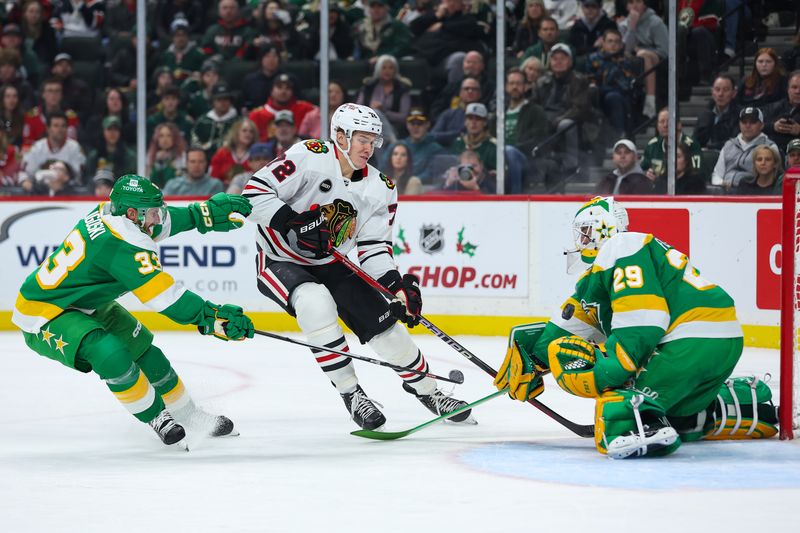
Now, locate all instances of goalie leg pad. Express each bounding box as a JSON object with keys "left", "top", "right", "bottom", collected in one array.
[
  {"left": 704, "top": 376, "right": 779, "bottom": 440},
  {"left": 596, "top": 389, "right": 680, "bottom": 459},
  {"left": 292, "top": 282, "right": 357, "bottom": 393},
  {"left": 368, "top": 322, "right": 435, "bottom": 395}
]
